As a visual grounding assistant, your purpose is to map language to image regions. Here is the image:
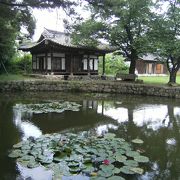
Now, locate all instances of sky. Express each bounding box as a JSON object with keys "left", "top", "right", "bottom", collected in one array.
[
  {"left": 32, "top": 8, "right": 66, "bottom": 41},
  {"left": 32, "top": 2, "right": 90, "bottom": 41},
  {"left": 32, "top": 1, "right": 168, "bottom": 41}
]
